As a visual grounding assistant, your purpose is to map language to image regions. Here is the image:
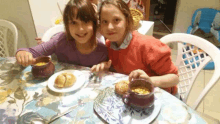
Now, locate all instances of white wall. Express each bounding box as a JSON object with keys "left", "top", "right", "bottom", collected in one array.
[
  {"left": 28, "top": 0, "right": 69, "bottom": 37},
  {"left": 173, "top": 0, "right": 220, "bottom": 33},
  {"left": 0, "top": 0, "right": 37, "bottom": 48},
  {"left": 0, "top": 0, "right": 69, "bottom": 48}
]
